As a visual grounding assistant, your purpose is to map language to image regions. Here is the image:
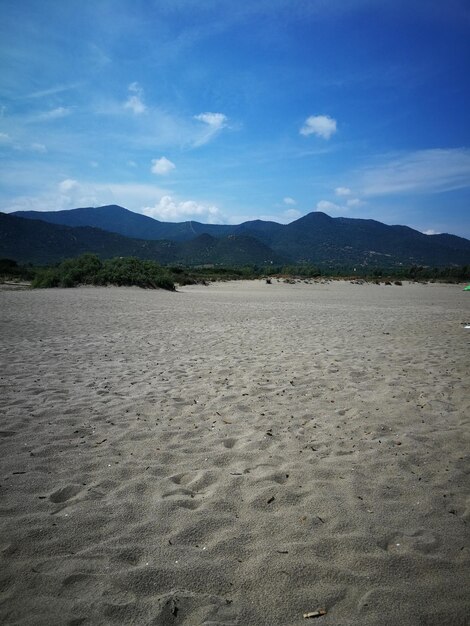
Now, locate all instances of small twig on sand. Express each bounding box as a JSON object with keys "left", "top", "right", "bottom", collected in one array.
[{"left": 303, "top": 609, "right": 327, "bottom": 619}]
